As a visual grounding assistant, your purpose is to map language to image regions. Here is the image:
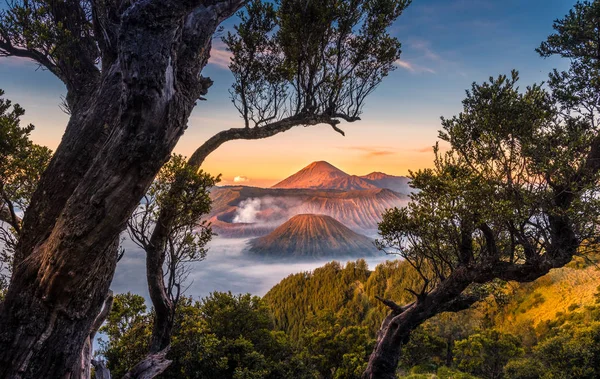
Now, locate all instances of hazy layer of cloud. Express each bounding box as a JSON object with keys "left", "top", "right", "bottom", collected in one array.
[
  {"left": 112, "top": 236, "right": 392, "bottom": 302},
  {"left": 344, "top": 146, "right": 398, "bottom": 158},
  {"left": 208, "top": 42, "right": 232, "bottom": 69}
]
